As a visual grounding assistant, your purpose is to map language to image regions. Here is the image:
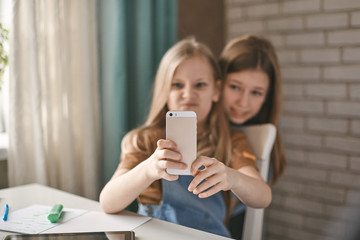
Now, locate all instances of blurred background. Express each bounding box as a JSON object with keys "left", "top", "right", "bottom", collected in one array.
[{"left": 0, "top": 0, "right": 359, "bottom": 239}]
